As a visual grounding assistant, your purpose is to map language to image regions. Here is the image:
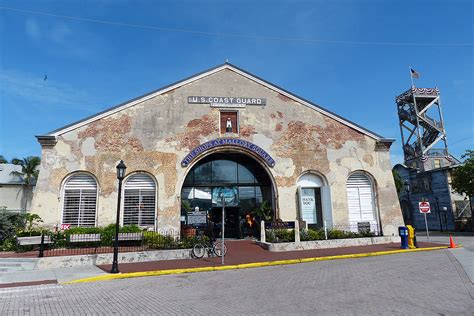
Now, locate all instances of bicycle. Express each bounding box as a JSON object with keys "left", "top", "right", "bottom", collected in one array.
[{"left": 192, "top": 237, "right": 227, "bottom": 258}]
